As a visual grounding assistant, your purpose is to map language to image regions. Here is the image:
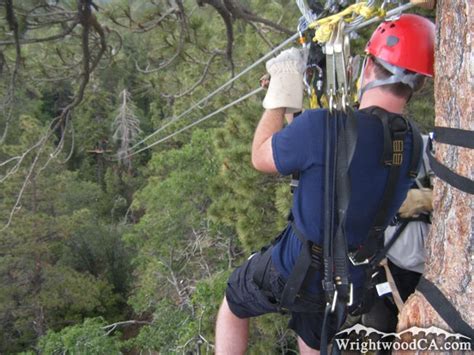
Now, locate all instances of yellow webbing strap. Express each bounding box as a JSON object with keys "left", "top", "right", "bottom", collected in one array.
[
  {"left": 308, "top": 2, "right": 387, "bottom": 43},
  {"left": 310, "top": 88, "right": 318, "bottom": 109}
]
